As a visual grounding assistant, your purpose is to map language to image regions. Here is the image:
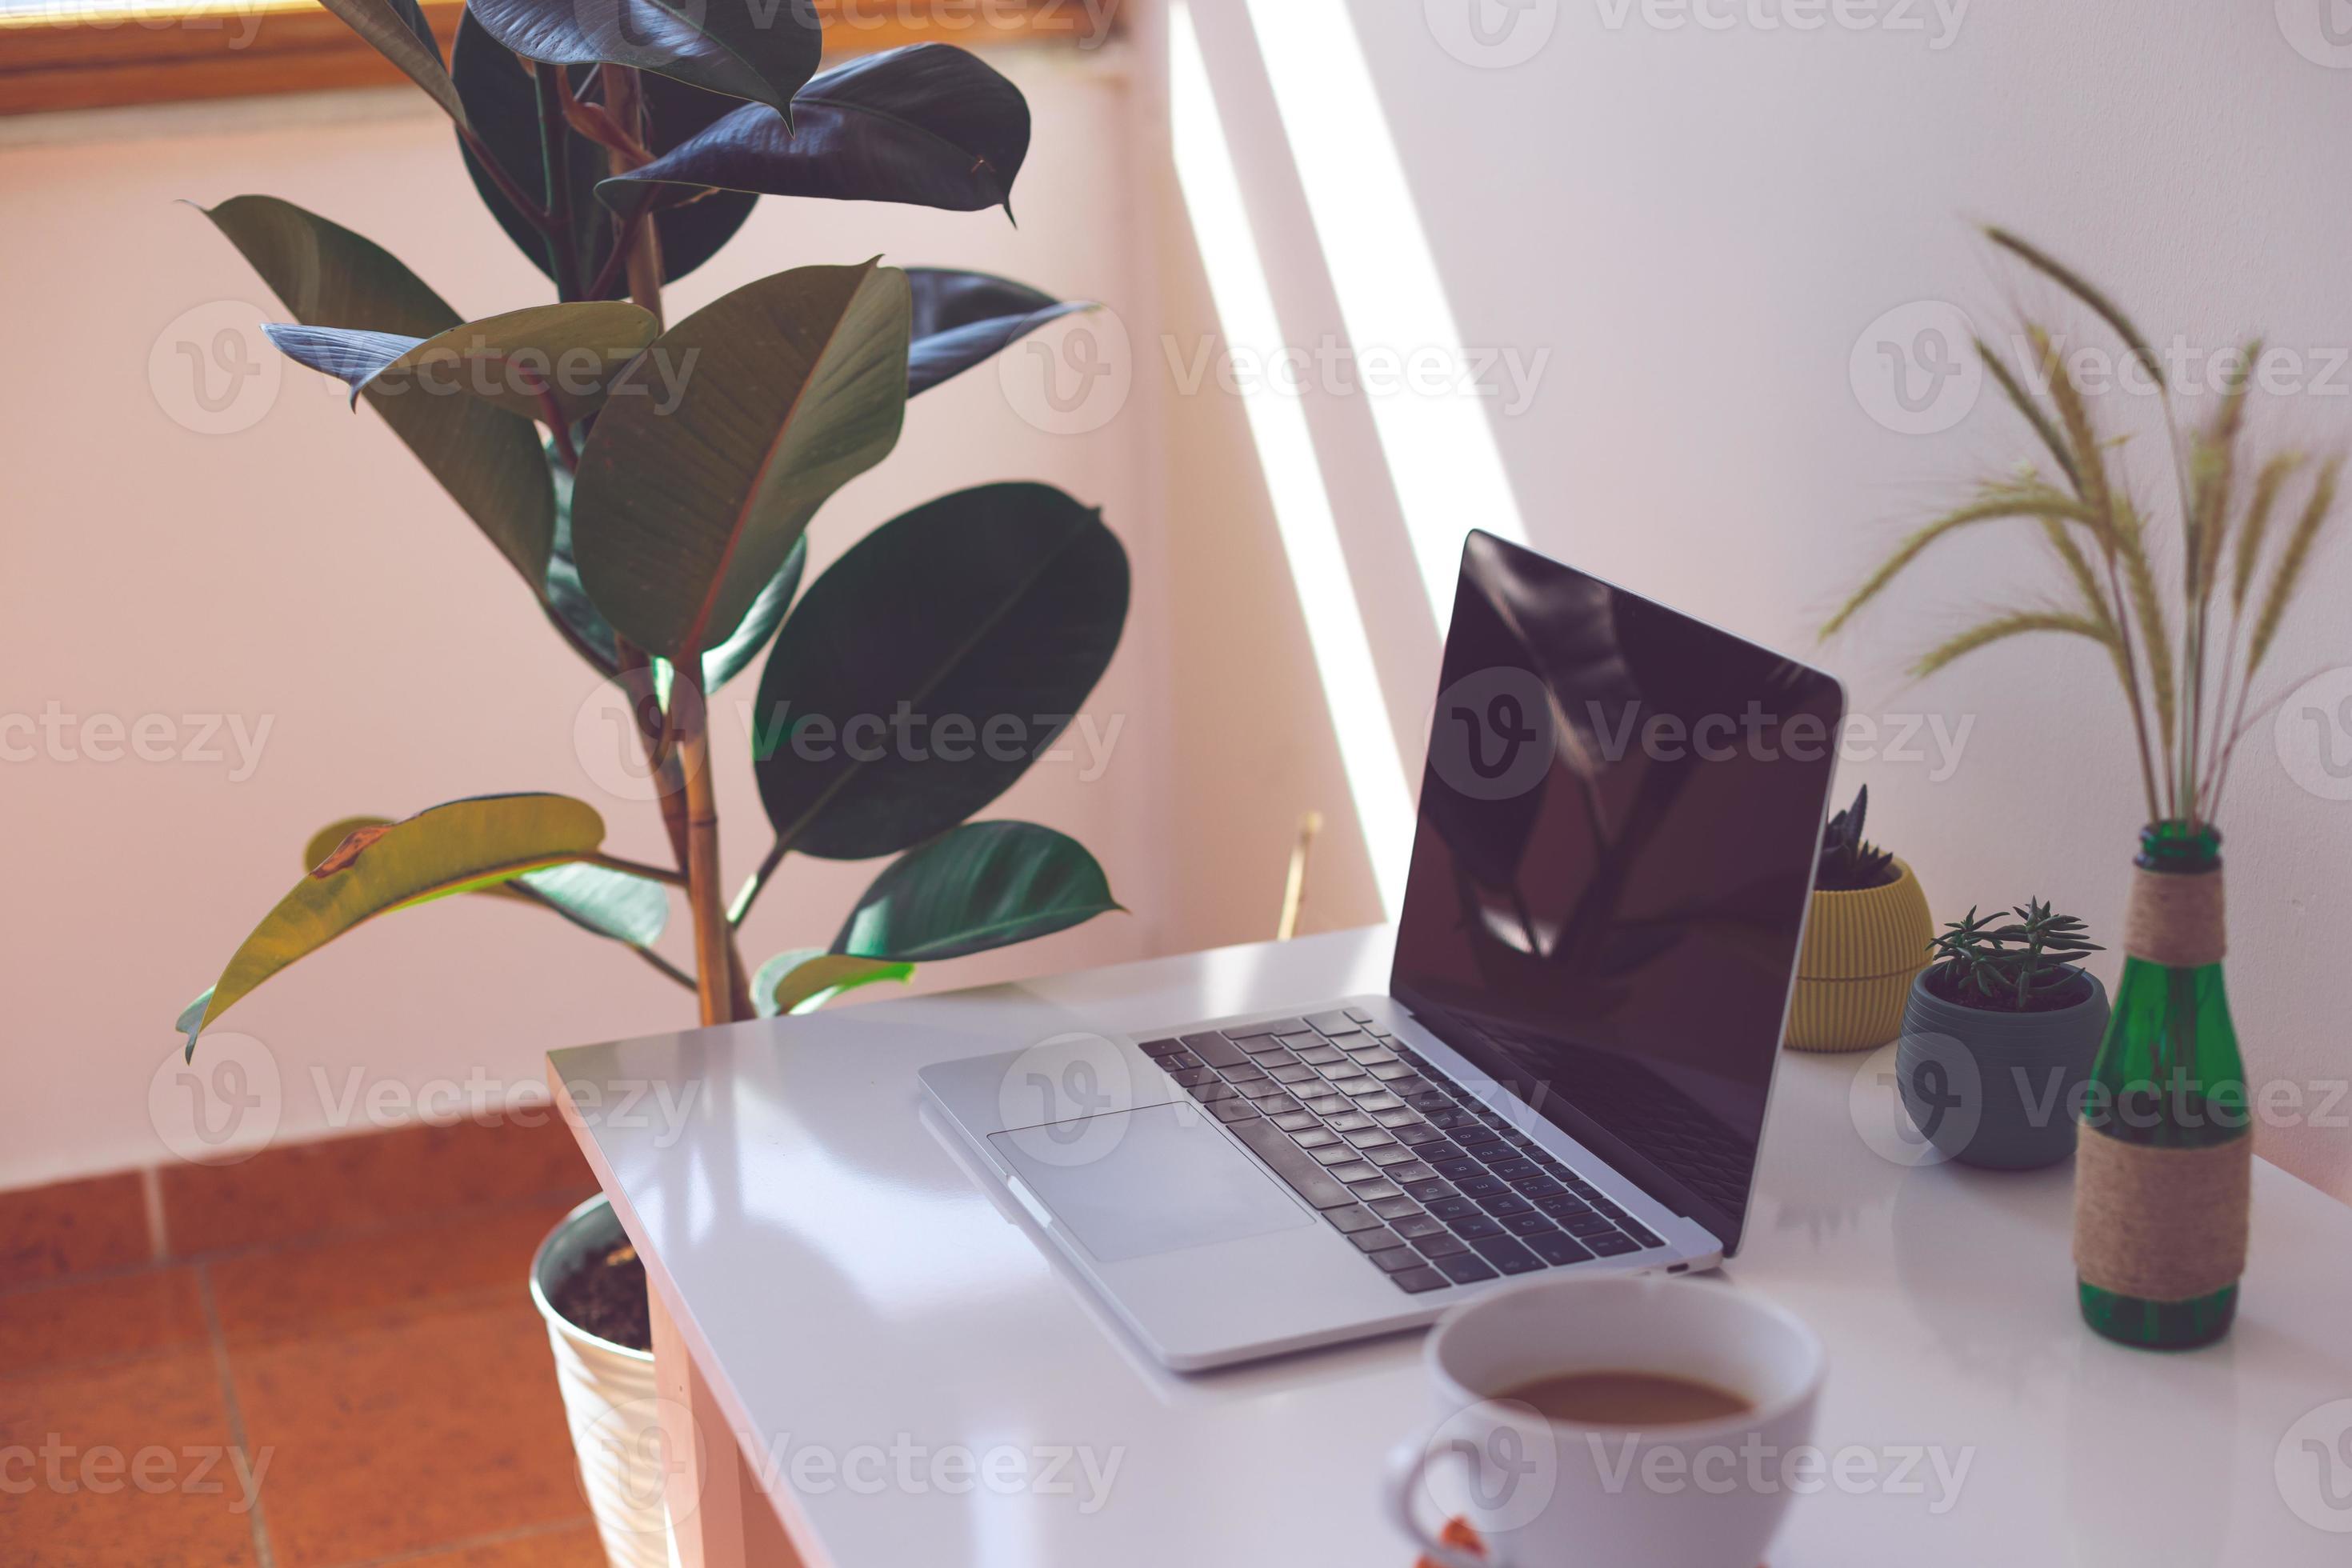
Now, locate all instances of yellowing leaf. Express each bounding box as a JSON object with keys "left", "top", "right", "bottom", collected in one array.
[
  {"left": 183, "top": 794, "right": 606, "bottom": 1054},
  {"left": 303, "top": 814, "right": 394, "bottom": 873},
  {"left": 752, "top": 949, "right": 912, "bottom": 1018}
]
